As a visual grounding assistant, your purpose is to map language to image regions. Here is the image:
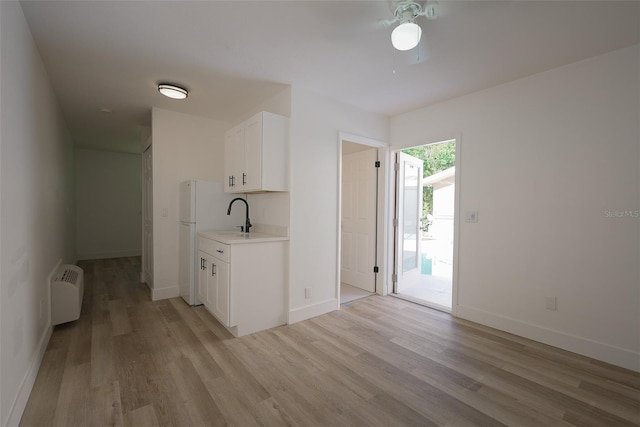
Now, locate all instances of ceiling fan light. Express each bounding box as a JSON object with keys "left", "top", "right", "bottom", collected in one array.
[
  {"left": 158, "top": 83, "right": 188, "bottom": 100},
  {"left": 391, "top": 22, "right": 422, "bottom": 51}
]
